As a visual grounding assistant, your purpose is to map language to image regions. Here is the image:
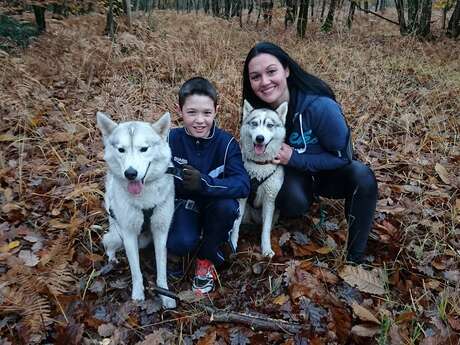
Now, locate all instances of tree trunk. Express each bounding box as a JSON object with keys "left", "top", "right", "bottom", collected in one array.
[
  {"left": 123, "top": 0, "right": 132, "bottom": 27},
  {"left": 285, "top": 0, "right": 296, "bottom": 27},
  {"left": 212, "top": 0, "right": 220, "bottom": 16},
  {"left": 310, "top": 0, "right": 314, "bottom": 19},
  {"left": 261, "top": 0, "right": 274, "bottom": 24},
  {"left": 347, "top": 0, "right": 356, "bottom": 28},
  {"left": 374, "top": 0, "right": 379, "bottom": 11},
  {"left": 320, "top": 0, "right": 326, "bottom": 19},
  {"left": 33, "top": 5, "right": 46, "bottom": 33},
  {"left": 224, "top": 0, "right": 230, "bottom": 17},
  {"left": 297, "top": 0, "right": 309, "bottom": 37},
  {"left": 394, "top": 0, "right": 407, "bottom": 34},
  {"left": 407, "top": 0, "right": 419, "bottom": 33},
  {"left": 447, "top": 0, "right": 460, "bottom": 37},
  {"left": 247, "top": 0, "right": 254, "bottom": 22},
  {"left": 104, "top": 0, "right": 117, "bottom": 38},
  {"left": 417, "top": 0, "right": 431, "bottom": 36},
  {"left": 321, "top": 0, "right": 337, "bottom": 31},
  {"left": 256, "top": 0, "right": 262, "bottom": 26}
]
